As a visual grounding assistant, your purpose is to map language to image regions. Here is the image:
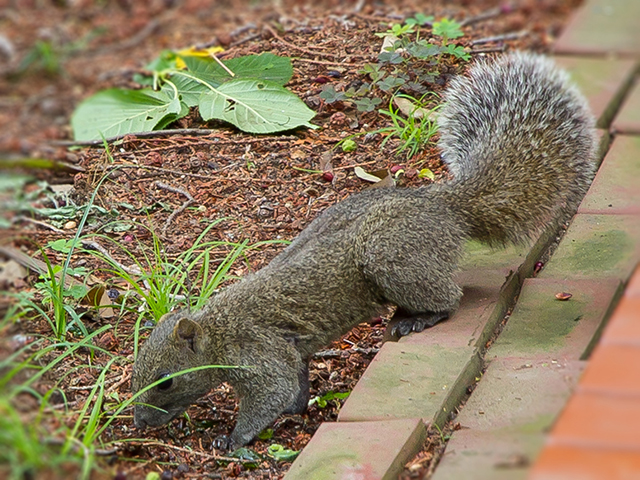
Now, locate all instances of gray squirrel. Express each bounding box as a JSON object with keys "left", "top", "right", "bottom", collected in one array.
[{"left": 131, "top": 52, "right": 598, "bottom": 449}]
